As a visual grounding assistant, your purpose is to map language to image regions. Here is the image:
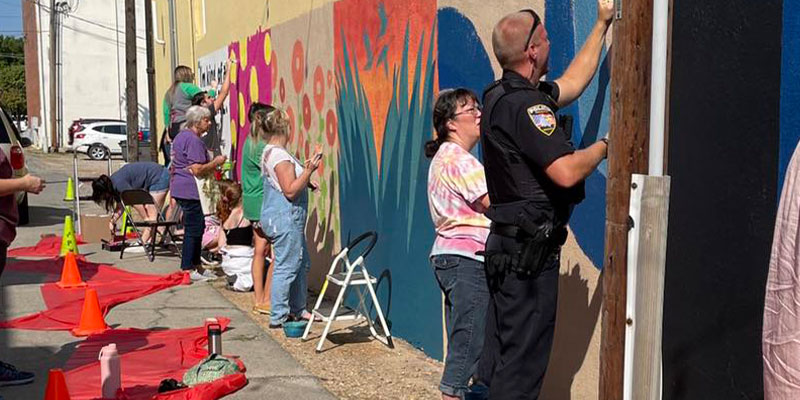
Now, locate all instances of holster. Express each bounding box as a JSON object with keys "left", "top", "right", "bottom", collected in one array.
[{"left": 481, "top": 207, "right": 567, "bottom": 279}]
